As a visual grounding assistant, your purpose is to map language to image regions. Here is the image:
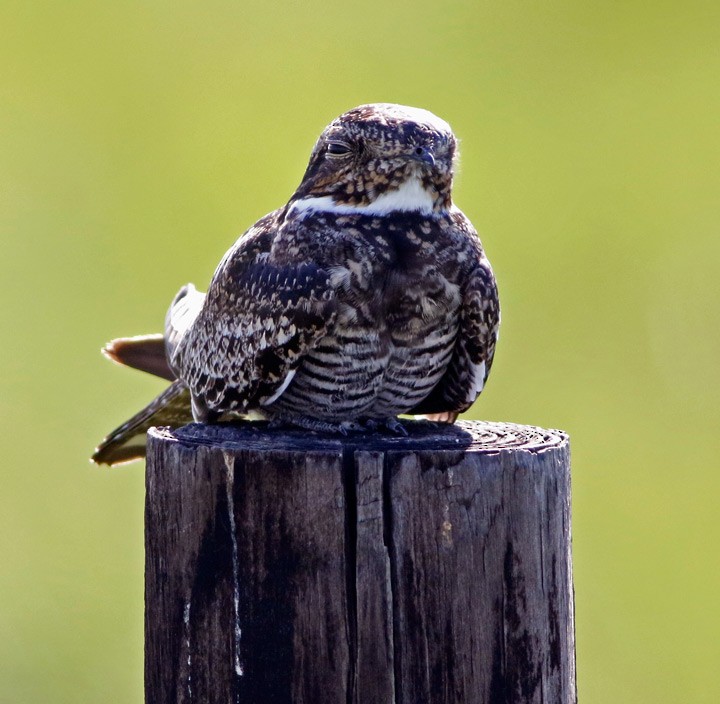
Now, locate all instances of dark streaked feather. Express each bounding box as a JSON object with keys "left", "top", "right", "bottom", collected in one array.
[{"left": 170, "top": 214, "right": 339, "bottom": 417}]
